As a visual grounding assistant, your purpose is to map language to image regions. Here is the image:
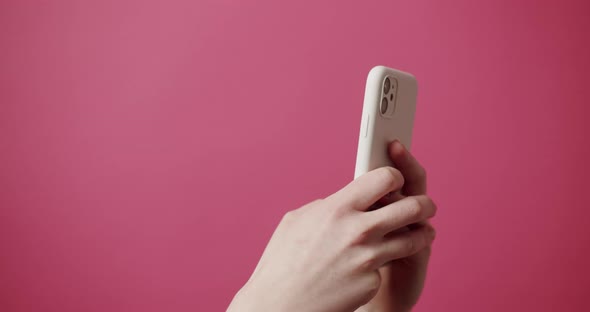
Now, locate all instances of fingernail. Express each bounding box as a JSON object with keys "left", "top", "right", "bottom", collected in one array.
[{"left": 393, "top": 139, "right": 404, "bottom": 150}]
